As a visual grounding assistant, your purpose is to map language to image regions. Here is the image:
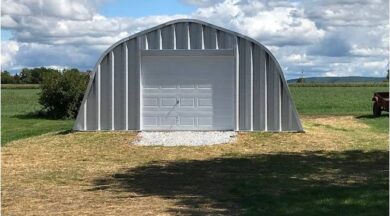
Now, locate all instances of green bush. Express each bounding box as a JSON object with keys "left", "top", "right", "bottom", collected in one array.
[{"left": 39, "top": 69, "right": 89, "bottom": 119}]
